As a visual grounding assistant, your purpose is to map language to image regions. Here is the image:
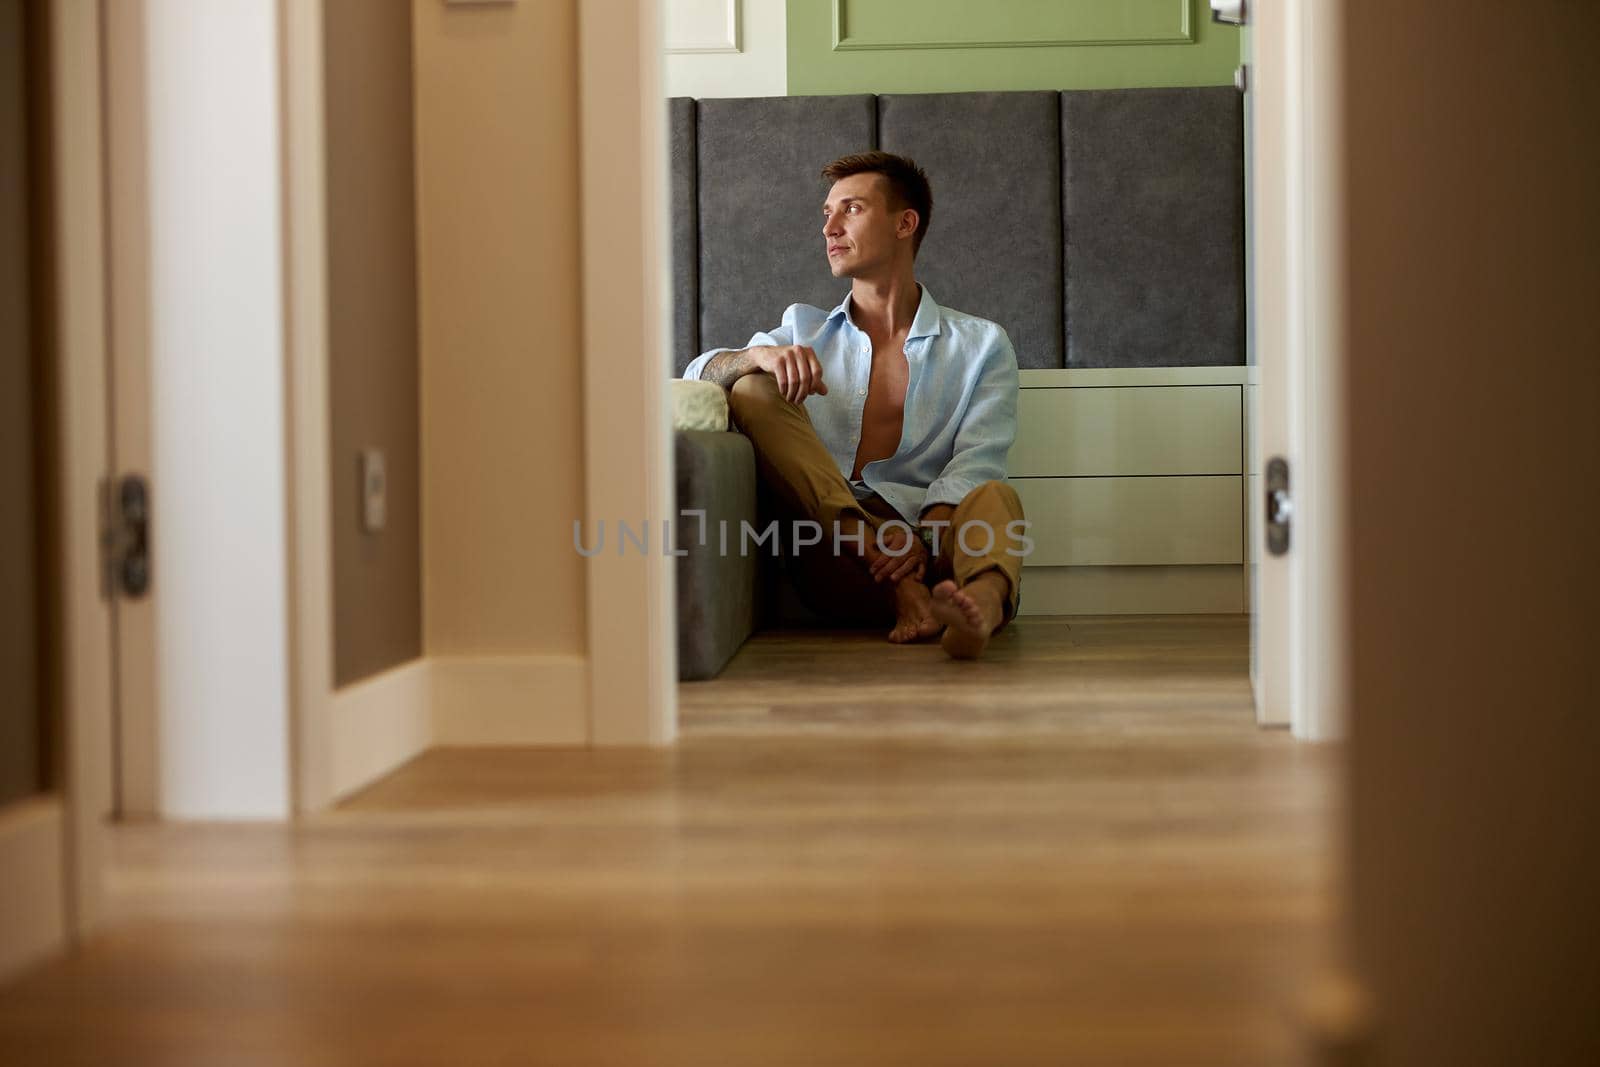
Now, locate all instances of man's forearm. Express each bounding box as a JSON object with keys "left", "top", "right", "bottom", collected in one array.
[{"left": 699, "top": 348, "right": 757, "bottom": 390}]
